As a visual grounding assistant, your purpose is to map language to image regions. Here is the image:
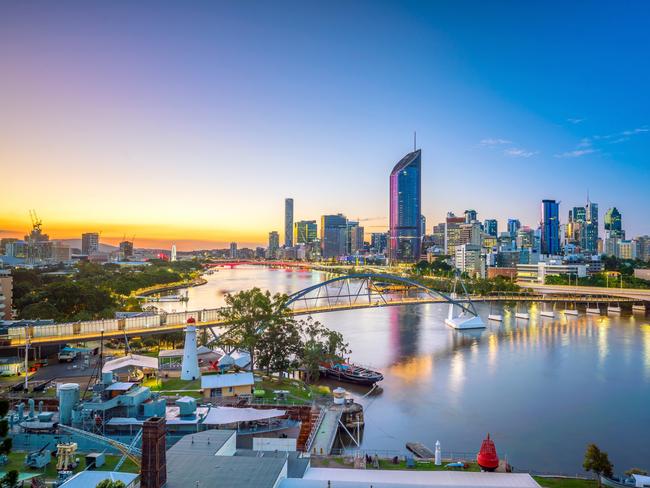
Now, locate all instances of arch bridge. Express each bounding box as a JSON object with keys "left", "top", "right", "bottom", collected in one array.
[{"left": 0, "top": 273, "right": 643, "bottom": 348}]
